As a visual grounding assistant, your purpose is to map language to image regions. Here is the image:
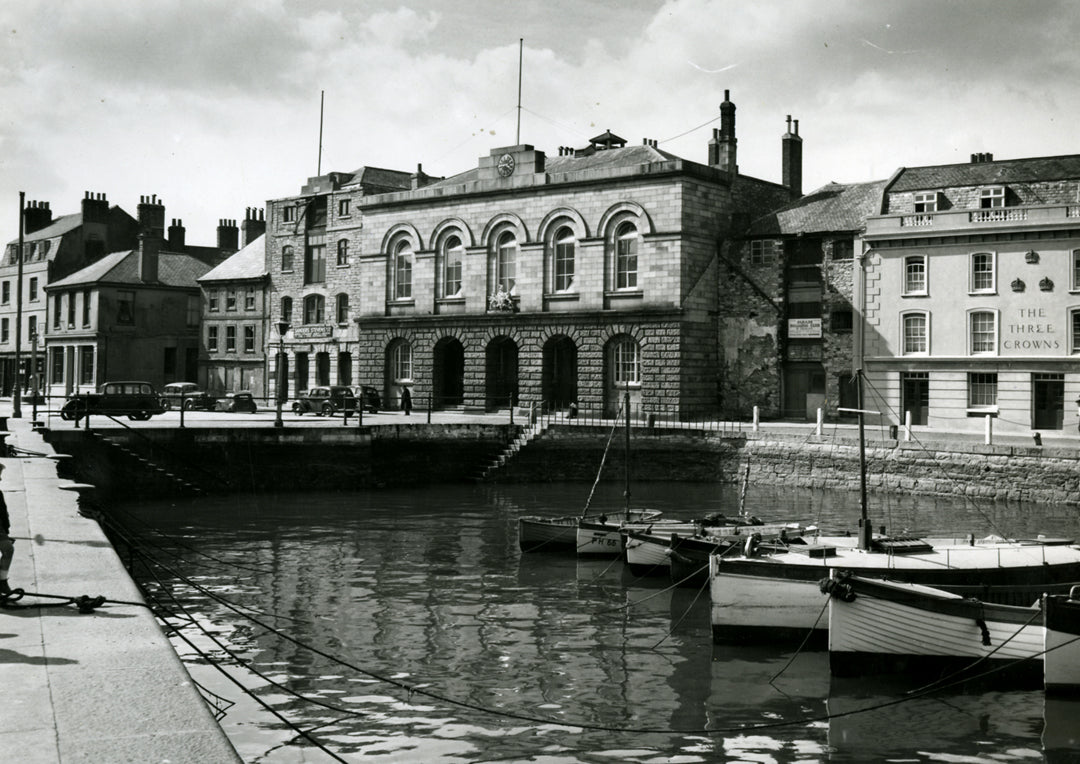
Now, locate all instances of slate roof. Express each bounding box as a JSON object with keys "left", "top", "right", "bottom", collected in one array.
[
  {"left": 50, "top": 249, "right": 213, "bottom": 289},
  {"left": 747, "top": 180, "right": 887, "bottom": 236},
  {"left": 889, "top": 154, "right": 1080, "bottom": 193},
  {"left": 4, "top": 213, "right": 82, "bottom": 246},
  {"left": 341, "top": 166, "right": 415, "bottom": 191},
  {"left": 198, "top": 235, "right": 266, "bottom": 283}
]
